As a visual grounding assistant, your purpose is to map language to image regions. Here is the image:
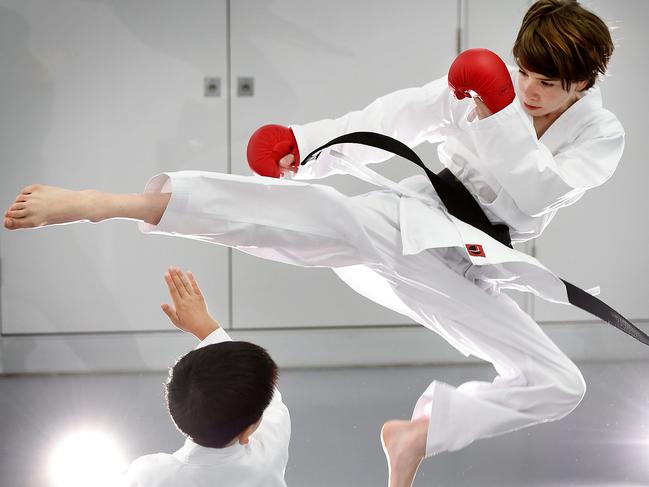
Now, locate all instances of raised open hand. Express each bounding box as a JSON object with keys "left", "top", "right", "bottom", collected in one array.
[{"left": 161, "top": 267, "right": 219, "bottom": 340}]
